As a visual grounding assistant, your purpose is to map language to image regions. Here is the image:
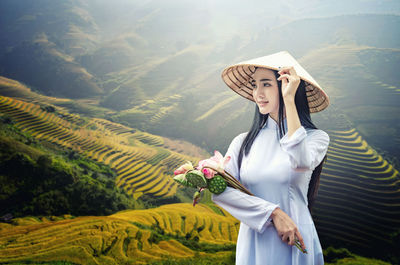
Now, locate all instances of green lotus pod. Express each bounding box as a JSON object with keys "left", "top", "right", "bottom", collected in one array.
[
  {"left": 185, "top": 170, "right": 208, "bottom": 188},
  {"left": 207, "top": 175, "right": 227, "bottom": 194},
  {"left": 173, "top": 174, "right": 191, "bottom": 187}
]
